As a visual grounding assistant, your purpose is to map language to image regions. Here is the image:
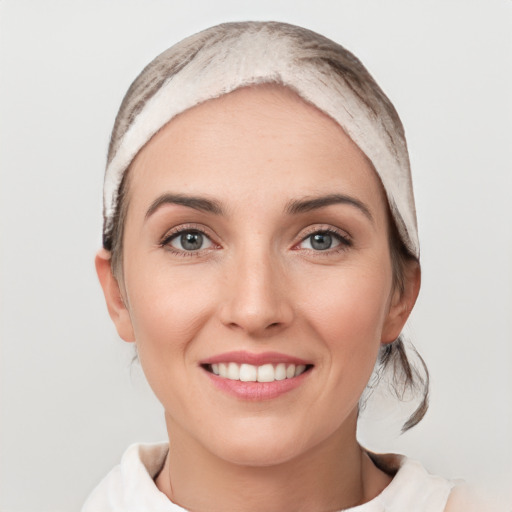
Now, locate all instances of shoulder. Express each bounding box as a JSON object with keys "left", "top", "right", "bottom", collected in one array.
[
  {"left": 351, "top": 453, "right": 455, "bottom": 511},
  {"left": 361, "top": 454, "right": 505, "bottom": 512},
  {"left": 444, "top": 482, "right": 508, "bottom": 512},
  {"left": 381, "top": 455, "right": 455, "bottom": 510},
  {"left": 81, "top": 442, "right": 182, "bottom": 512}
]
